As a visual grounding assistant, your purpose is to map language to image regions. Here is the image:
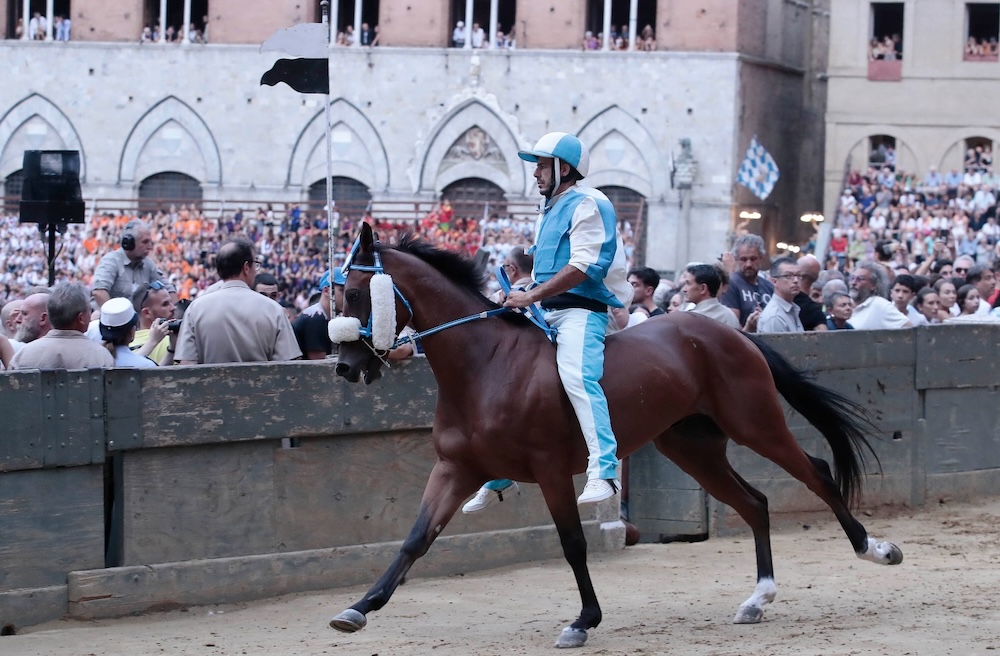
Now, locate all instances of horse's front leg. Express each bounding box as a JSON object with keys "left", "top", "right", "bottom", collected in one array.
[
  {"left": 329, "top": 459, "right": 478, "bottom": 633},
  {"left": 537, "top": 474, "right": 602, "bottom": 649}
]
